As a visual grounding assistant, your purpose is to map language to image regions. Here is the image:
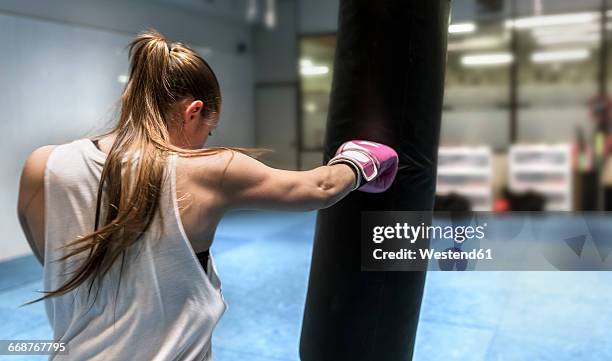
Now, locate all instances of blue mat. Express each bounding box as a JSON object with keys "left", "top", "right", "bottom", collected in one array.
[{"left": 1, "top": 211, "right": 611, "bottom": 361}]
